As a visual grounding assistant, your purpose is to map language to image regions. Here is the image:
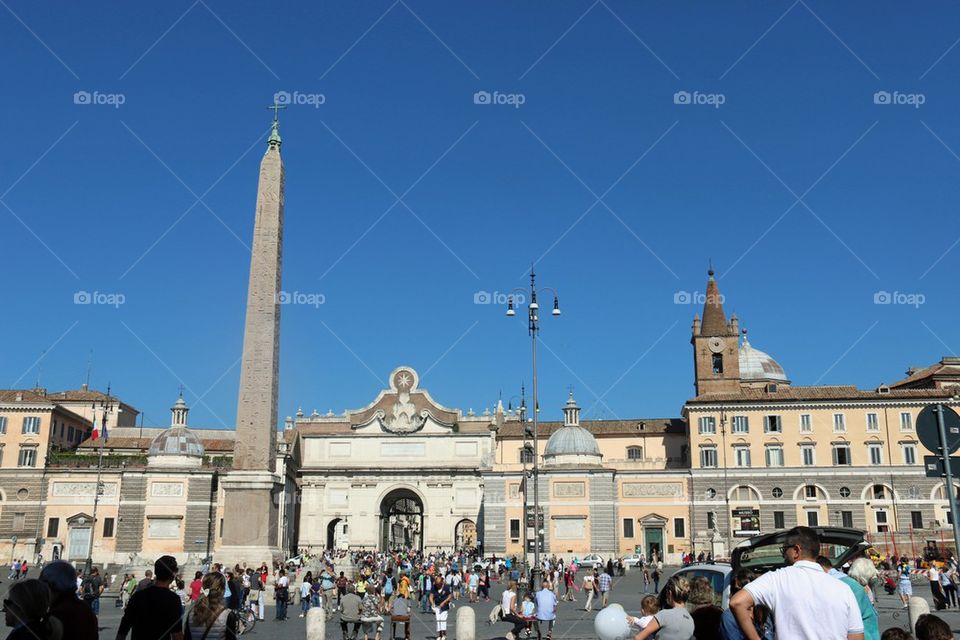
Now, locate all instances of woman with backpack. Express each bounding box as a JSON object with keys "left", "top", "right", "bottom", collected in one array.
[{"left": 183, "top": 572, "right": 239, "bottom": 640}]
